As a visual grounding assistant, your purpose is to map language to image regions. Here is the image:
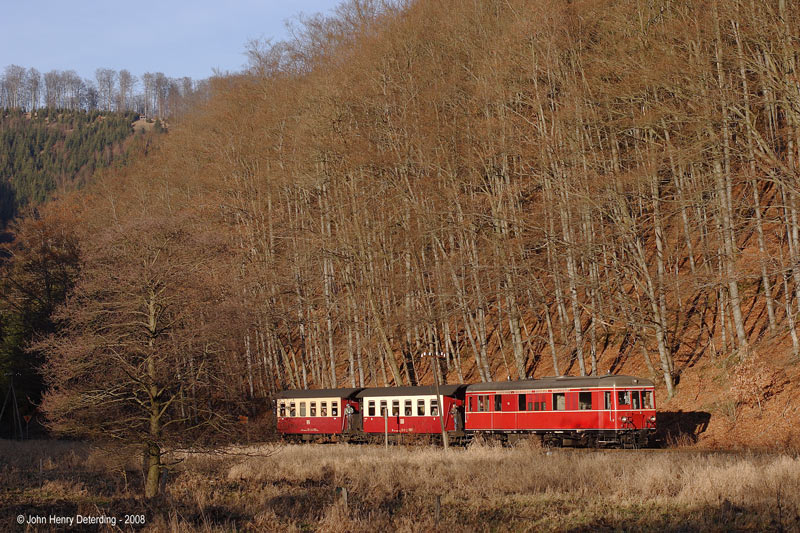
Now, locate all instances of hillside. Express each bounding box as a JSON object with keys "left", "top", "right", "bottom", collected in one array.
[
  {"left": 6, "top": 0, "right": 800, "bottom": 455},
  {"left": 0, "top": 108, "right": 142, "bottom": 225},
  {"left": 0, "top": 109, "right": 160, "bottom": 420}
]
